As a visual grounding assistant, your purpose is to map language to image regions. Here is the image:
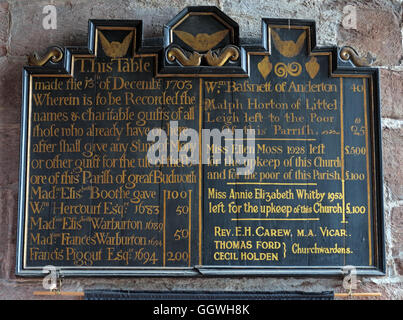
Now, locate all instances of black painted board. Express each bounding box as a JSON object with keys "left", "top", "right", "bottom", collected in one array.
[{"left": 16, "top": 6, "right": 385, "bottom": 276}]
